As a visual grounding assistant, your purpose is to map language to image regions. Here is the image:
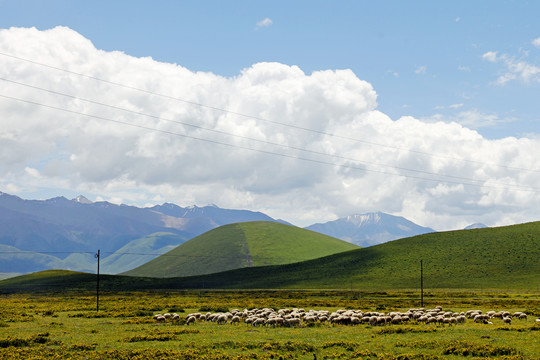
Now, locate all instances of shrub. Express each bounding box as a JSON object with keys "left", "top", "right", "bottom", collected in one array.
[
  {"left": 125, "top": 334, "right": 176, "bottom": 342},
  {"left": 199, "top": 306, "right": 229, "bottom": 313},
  {"left": 69, "top": 343, "right": 97, "bottom": 350},
  {"left": 442, "top": 340, "right": 518, "bottom": 357}
]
